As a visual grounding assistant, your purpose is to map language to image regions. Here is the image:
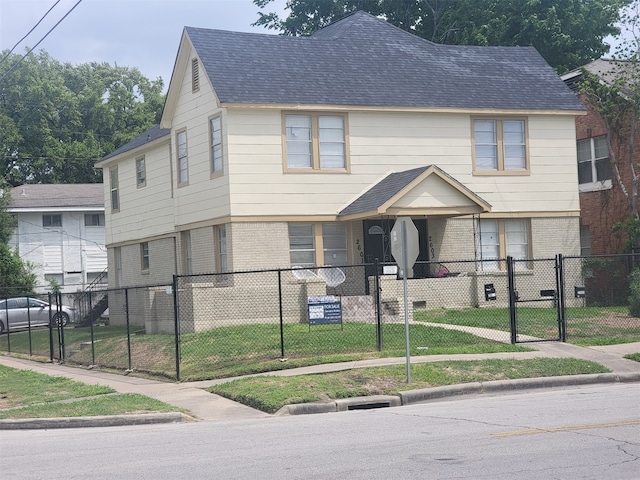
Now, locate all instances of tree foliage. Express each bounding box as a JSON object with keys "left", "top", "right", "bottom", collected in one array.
[
  {"left": 253, "top": 0, "right": 631, "bottom": 72},
  {"left": 0, "top": 180, "right": 35, "bottom": 295},
  {"left": 0, "top": 50, "right": 165, "bottom": 186}
]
